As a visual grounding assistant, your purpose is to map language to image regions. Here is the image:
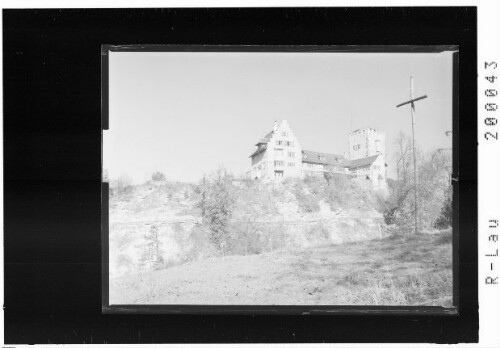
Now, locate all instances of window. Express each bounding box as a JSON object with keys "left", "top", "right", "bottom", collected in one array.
[
  {"left": 274, "top": 160, "right": 285, "bottom": 167},
  {"left": 302, "top": 153, "right": 308, "bottom": 159},
  {"left": 319, "top": 155, "right": 326, "bottom": 162},
  {"left": 286, "top": 141, "right": 294, "bottom": 147},
  {"left": 288, "top": 162, "right": 295, "bottom": 167},
  {"left": 275, "top": 140, "right": 284, "bottom": 146},
  {"left": 275, "top": 171, "right": 284, "bottom": 178},
  {"left": 353, "top": 144, "right": 361, "bottom": 150},
  {"left": 281, "top": 131, "right": 288, "bottom": 137},
  {"left": 288, "top": 151, "right": 295, "bottom": 158},
  {"left": 275, "top": 149, "right": 284, "bottom": 157}
]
